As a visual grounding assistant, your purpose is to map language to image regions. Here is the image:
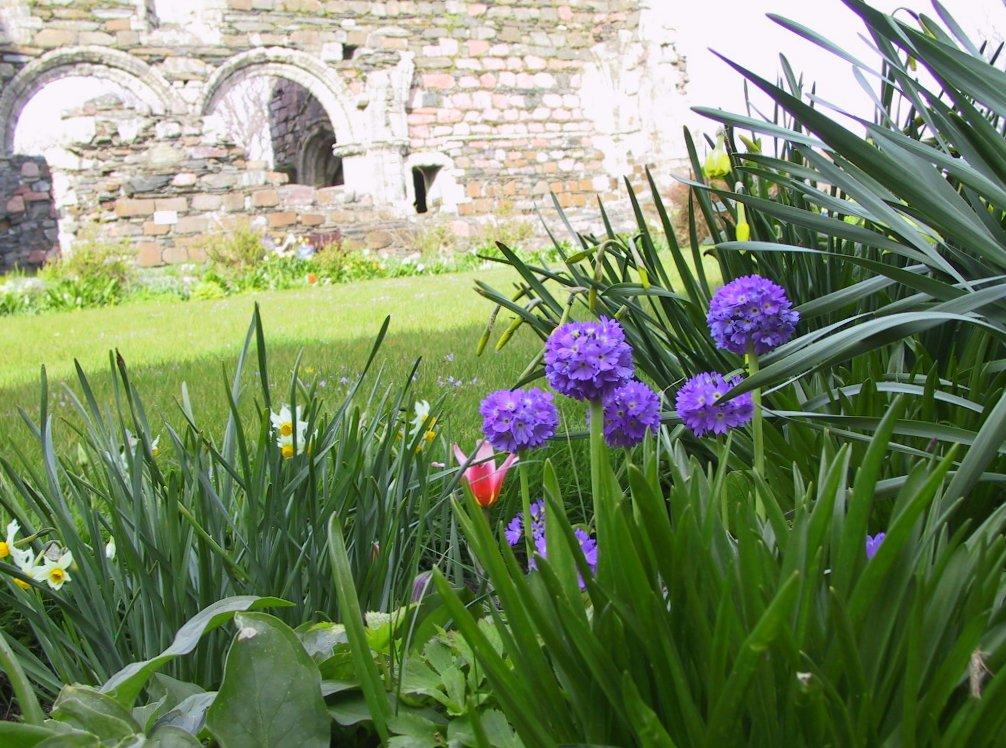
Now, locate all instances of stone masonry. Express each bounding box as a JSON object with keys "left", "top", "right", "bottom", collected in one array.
[
  {"left": 0, "top": 154, "right": 58, "bottom": 268},
  {"left": 0, "top": 0, "right": 691, "bottom": 268}
]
